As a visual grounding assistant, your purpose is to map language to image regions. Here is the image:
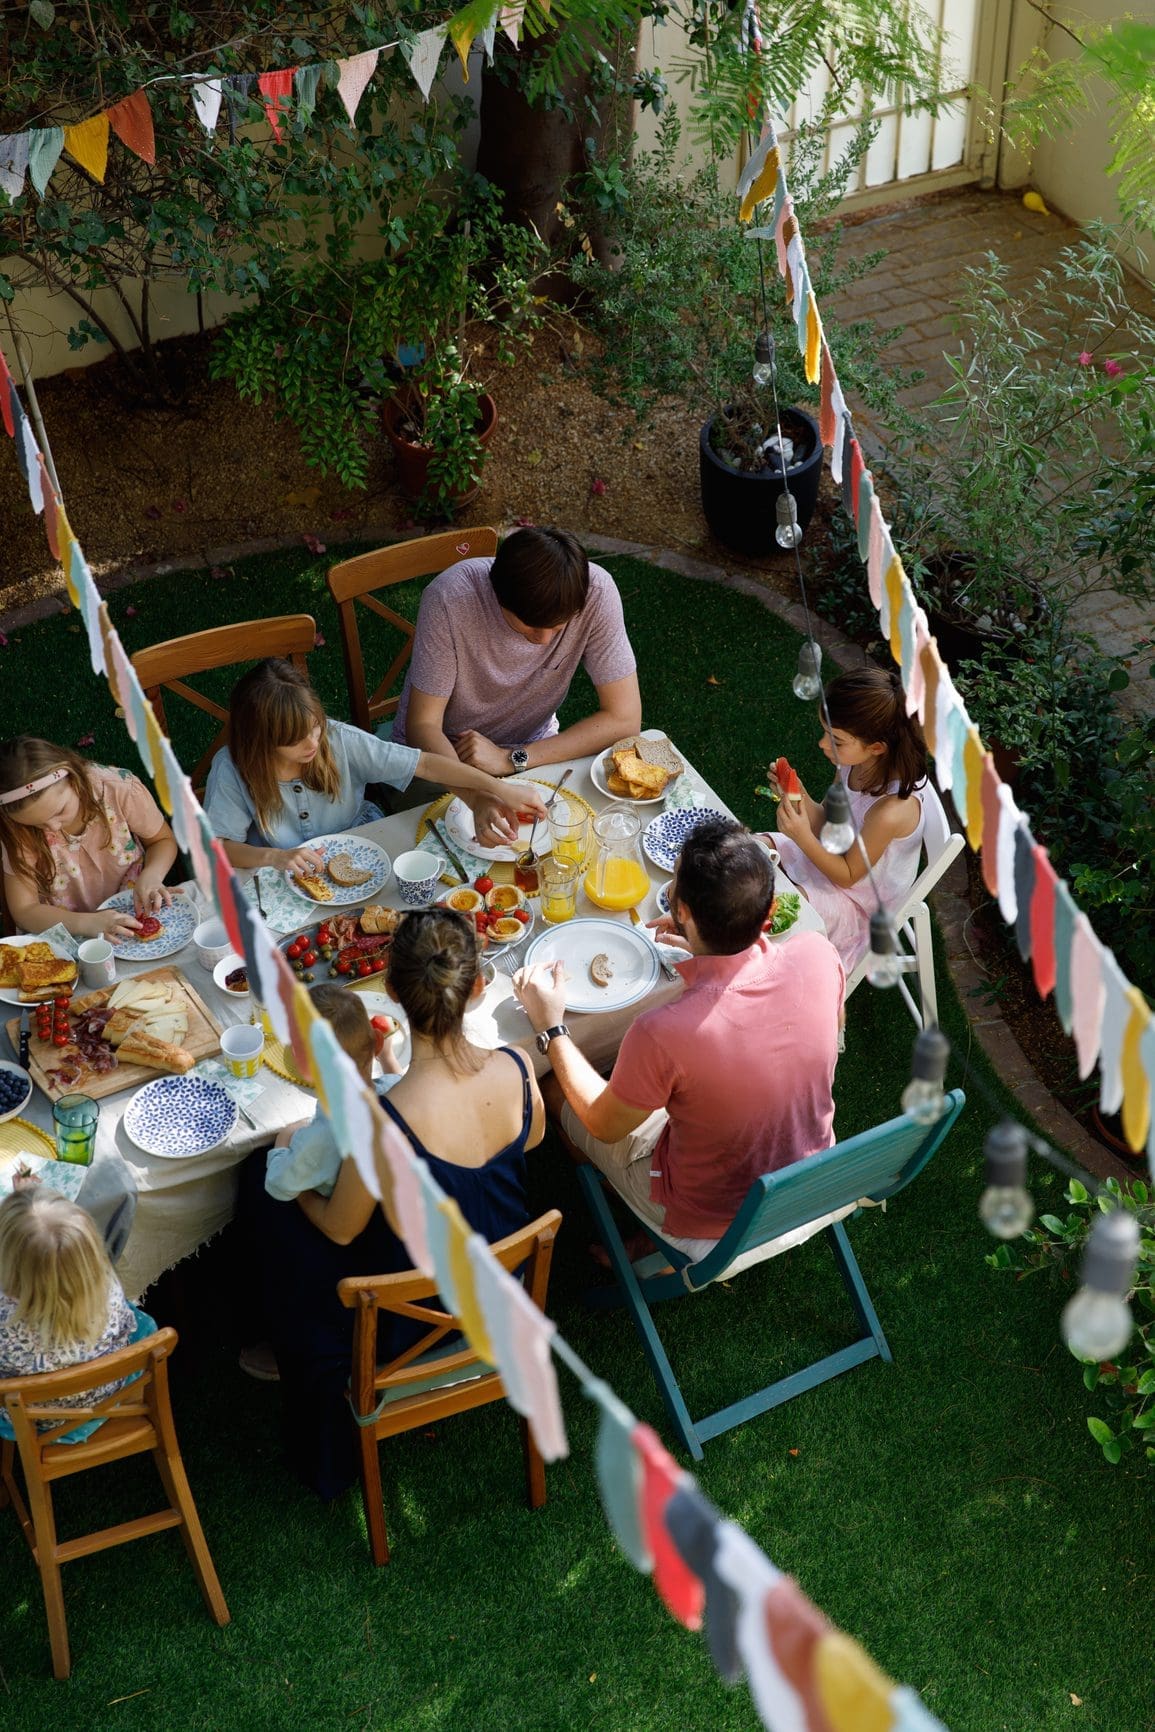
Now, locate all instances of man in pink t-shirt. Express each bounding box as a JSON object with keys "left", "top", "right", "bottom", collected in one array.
[
  {"left": 393, "top": 527, "right": 640, "bottom": 846},
  {"left": 514, "top": 818, "right": 844, "bottom": 1257}
]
